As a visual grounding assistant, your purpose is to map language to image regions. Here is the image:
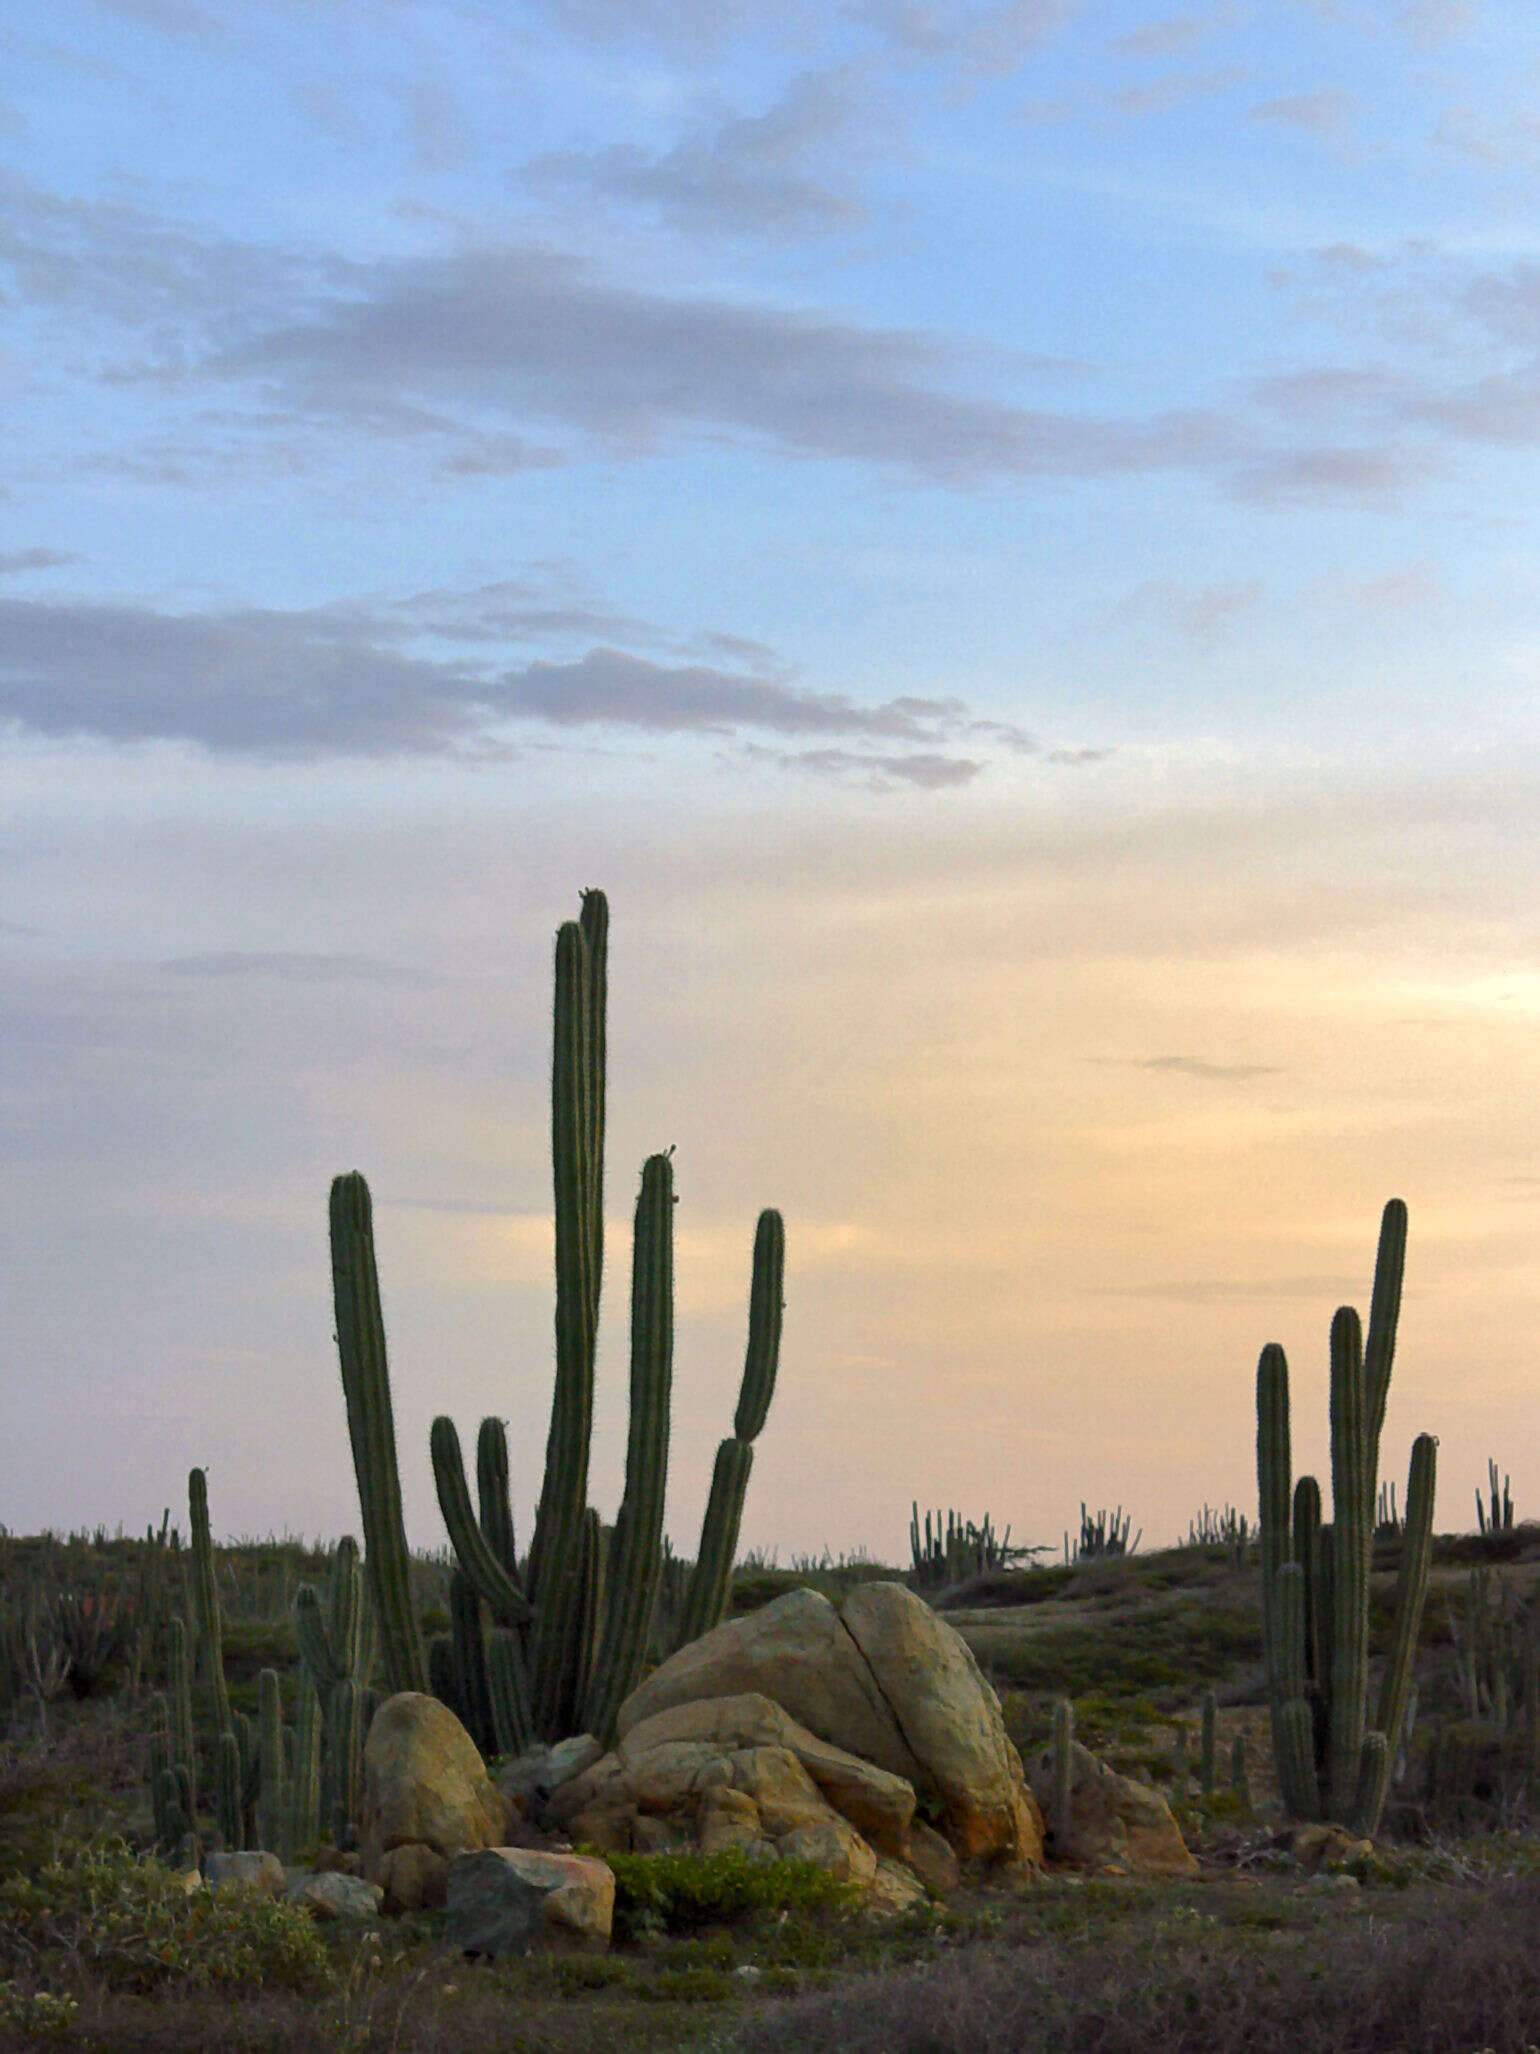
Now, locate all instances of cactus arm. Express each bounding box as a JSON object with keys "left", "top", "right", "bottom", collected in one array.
[
  {"left": 733, "top": 1210, "right": 785, "bottom": 1441},
  {"left": 1363, "top": 1198, "right": 1407, "bottom": 1471},
  {"left": 674, "top": 1210, "right": 786, "bottom": 1649},
  {"left": 583, "top": 1153, "right": 675, "bottom": 1742},
  {"left": 476, "top": 1418, "right": 519, "bottom": 1579},
  {"left": 676, "top": 1439, "right": 754, "bottom": 1649},
  {"left": 430, "top": 1415, "right": 533, "bottom": 1627},
  {"left": 1359, "top": 1431, "right": 1438, "bottom": 1835},
  {"left": 1273, "top": 1562, "right": 1322, "bottom": 1818},
  {"left": 1327, "top": 1305, "right": 1371, "bottom": 1821},
  {"left": 329, "top": 1172, "right": 428, "bottom": 1696}
]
